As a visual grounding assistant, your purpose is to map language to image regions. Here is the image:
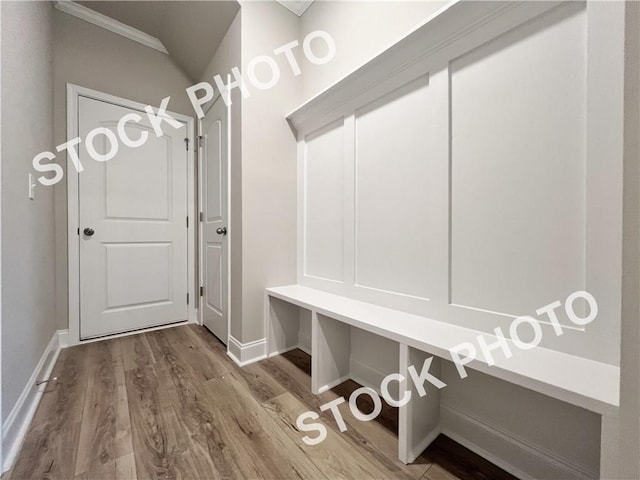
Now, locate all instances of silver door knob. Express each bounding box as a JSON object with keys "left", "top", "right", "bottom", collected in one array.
[{"left": 216, "top": 227, "right": 227, "bottom": 235}]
